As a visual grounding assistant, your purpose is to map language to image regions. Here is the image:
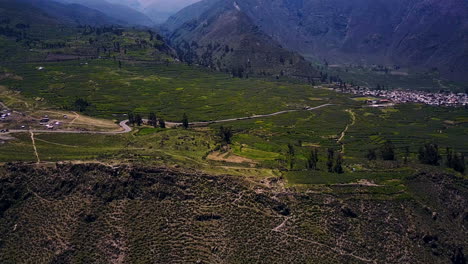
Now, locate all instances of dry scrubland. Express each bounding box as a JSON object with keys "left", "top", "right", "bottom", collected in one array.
[{"left": 0, "top": 163, "right": 467, "bottom": 263}]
